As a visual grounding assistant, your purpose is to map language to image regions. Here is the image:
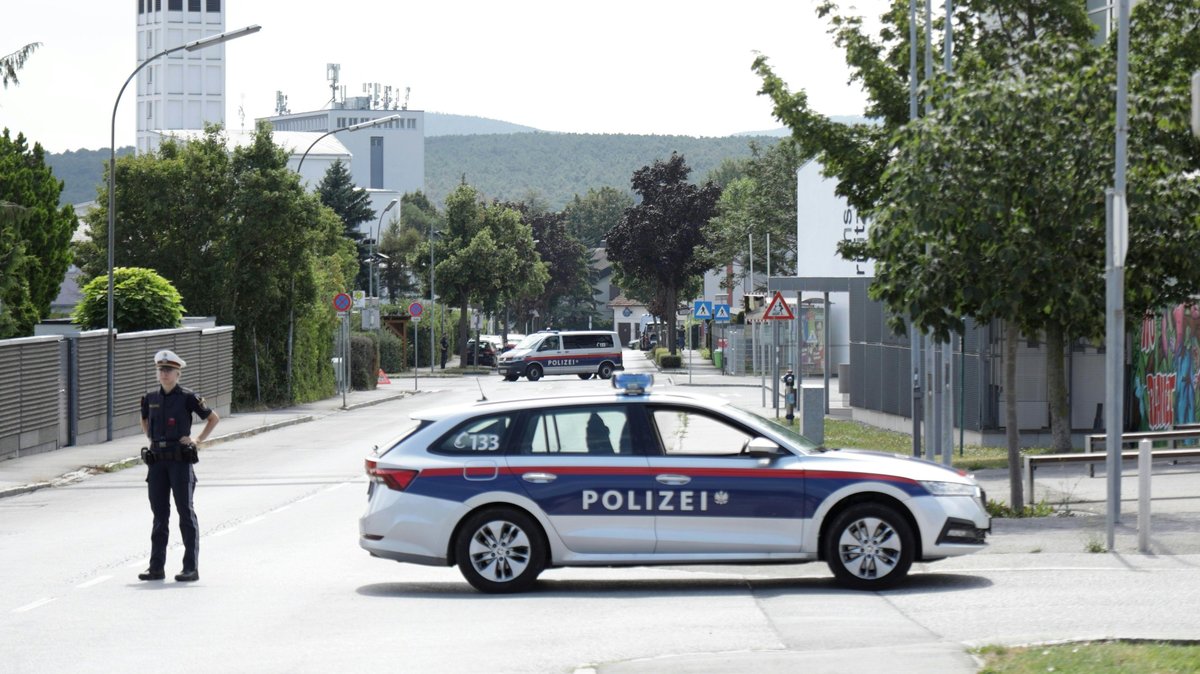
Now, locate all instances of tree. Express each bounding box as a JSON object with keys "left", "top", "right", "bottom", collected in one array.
[
  {"left": 564, "top": 187, "right": 634, "bottom": 248},
  {"left": 389, "top": 191, "right": 441, "bottom": 303},
  {"left": 0, "top": 129, "right": 75, "bottom": 337},
  {"left": 317, "top": 159, "right": 375, "bottom": 291},
  {"left": 78, "top": 122, "right": 356, "bottom": 407},
  {"left": 433, "top": 184, "right": 547, "bottom": 362},
  {"left": 701, "top": 139, "right": 806, "bottom": 291},
  {"left": 607, "top": 153, "right": 720, "bottom": 355},
  {"left": 1, "top": 43, "right": 40, "bottom": 89},
  {"left": 72, "top": 267, "right": 183, "bottom": 332},
  {"left": 496, "top": 201, "right": 592, "bottom": 331}
]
